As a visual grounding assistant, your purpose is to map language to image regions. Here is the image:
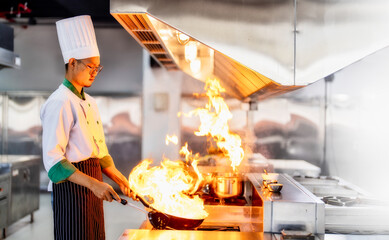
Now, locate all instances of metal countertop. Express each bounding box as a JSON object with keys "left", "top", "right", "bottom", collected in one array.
[
  {"left": 118, "top": 229, "right": 271, "bottom": 240},
  {"left": 118, "top": 230, "right": 389, "bottom": 240}
]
